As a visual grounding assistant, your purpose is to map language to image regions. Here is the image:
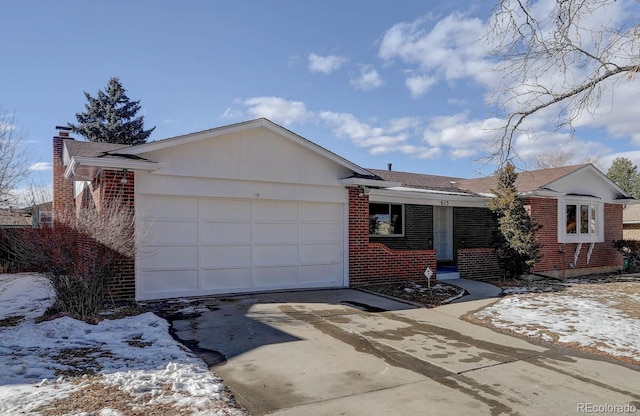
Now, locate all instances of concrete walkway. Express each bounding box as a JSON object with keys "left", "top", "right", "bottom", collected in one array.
[
  {"left": 445, "top": 278, "right": 503, "bottom": 302},
  {"left": 171, "top": 289, "right": 640, "bottom": 416}
]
